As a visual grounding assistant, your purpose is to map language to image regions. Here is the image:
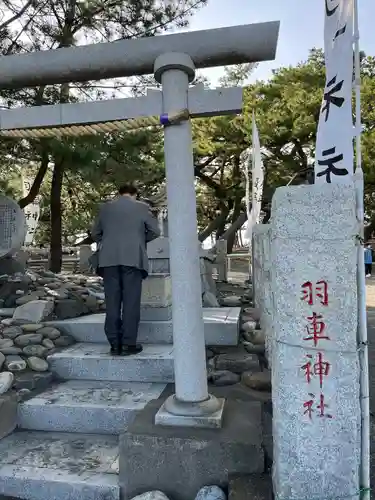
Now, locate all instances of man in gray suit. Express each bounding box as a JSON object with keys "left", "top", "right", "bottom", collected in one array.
[{"left": 91, "top": 184, "right": 160, "bottom": 356}]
